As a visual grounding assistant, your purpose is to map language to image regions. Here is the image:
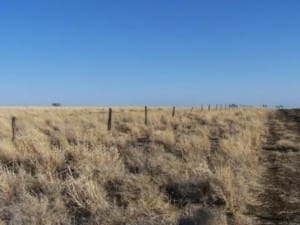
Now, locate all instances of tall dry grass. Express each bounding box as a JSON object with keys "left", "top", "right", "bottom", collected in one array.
[{"left": 0, "top": 107, "right": 268, "bottom": 225}]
